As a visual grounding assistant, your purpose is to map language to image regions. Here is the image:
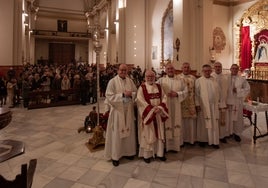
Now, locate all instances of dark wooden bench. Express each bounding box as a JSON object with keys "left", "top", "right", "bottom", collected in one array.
[
  {"left": 0, "top": 159, "right": 37, "bottom": 188},
  {"left": 28, "top": 89, "right": 81, "bottom": 109}
]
